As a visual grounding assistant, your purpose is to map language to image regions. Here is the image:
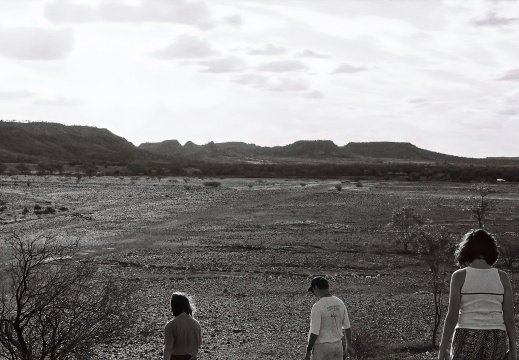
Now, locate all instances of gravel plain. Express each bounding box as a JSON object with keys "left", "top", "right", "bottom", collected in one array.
[{"left": 1, "top": 176, "right": 518, "bottom": 359}]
